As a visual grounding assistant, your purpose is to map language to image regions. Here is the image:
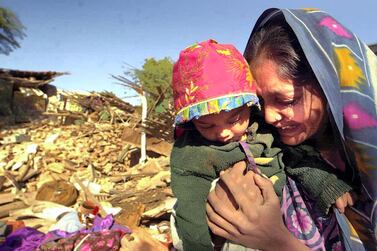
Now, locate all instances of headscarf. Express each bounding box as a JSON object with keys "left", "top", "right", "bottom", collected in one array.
[
  {"left": 245, "top": 8, "right": 377, "bottom": 250},
  {"left": 172, "top": 39, "right": 258, "bottom": 125}
]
